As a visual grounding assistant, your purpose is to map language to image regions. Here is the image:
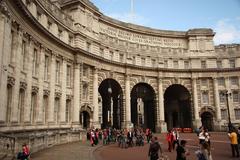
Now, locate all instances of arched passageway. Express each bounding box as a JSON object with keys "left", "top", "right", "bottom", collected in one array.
[
  {"left": 164, "top": 84, "right": 192, "bottom": 130},
  {"left": 201, "top": 112, "right": 214, "bottom": 131},
  {"left": 131, "top": 83, "right": 156, "bottom": 132},
  {"left": 80, "top": 111, "right": 90, "bottom": 129},
  {"left": 99, "top": 79, "right": 123, "bottom": 129}
]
